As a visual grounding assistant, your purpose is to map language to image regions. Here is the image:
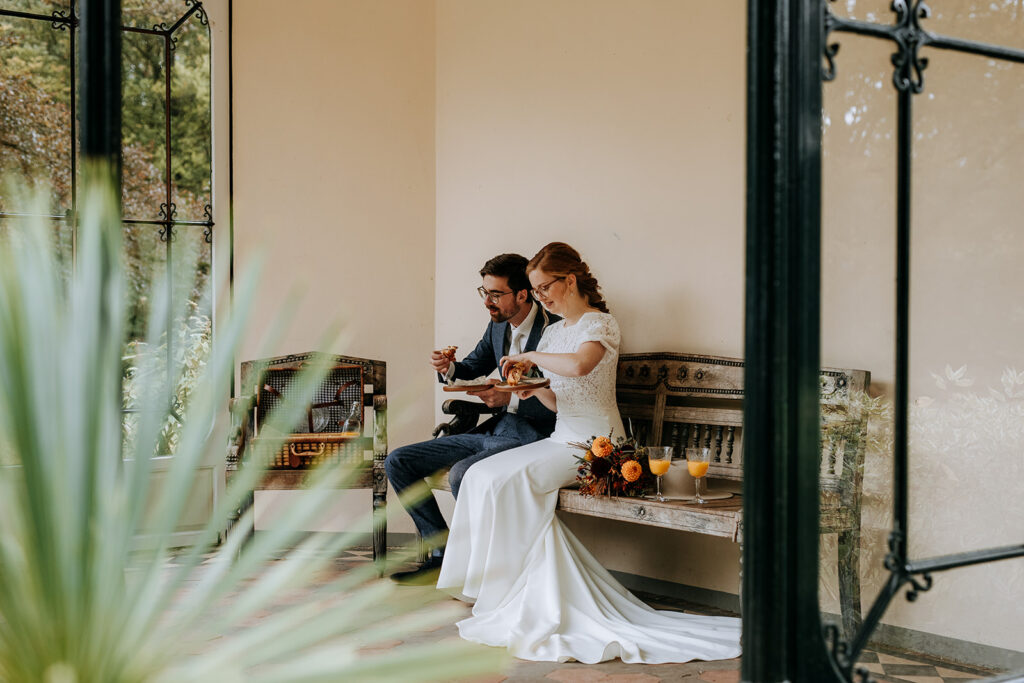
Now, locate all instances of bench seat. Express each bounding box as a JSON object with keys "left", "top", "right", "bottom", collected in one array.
[{"left": 431, "top": 351, "right": 869, "bottom": 639}]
